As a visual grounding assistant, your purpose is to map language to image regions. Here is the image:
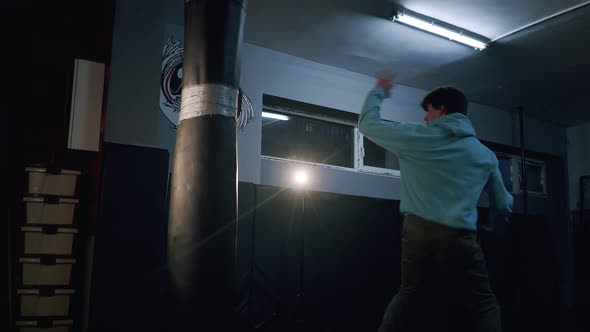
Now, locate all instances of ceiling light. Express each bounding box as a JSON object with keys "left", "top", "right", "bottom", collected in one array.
[
  {"left": 262, "top": 111, "right": 289, "bottom": 121},
  {"left": 392, "top": 9, "right": 488, "bottom": 50}
]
